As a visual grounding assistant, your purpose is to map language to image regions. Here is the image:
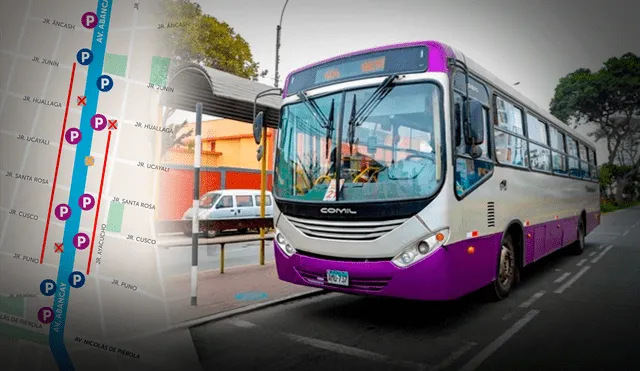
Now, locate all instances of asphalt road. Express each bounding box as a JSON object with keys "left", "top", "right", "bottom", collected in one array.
[
  {"left": 157, "top": 233, "right": 275, "bottom": 277},
  {"left": 189, "top": 206, "right": 640, "bottom": 371}
]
